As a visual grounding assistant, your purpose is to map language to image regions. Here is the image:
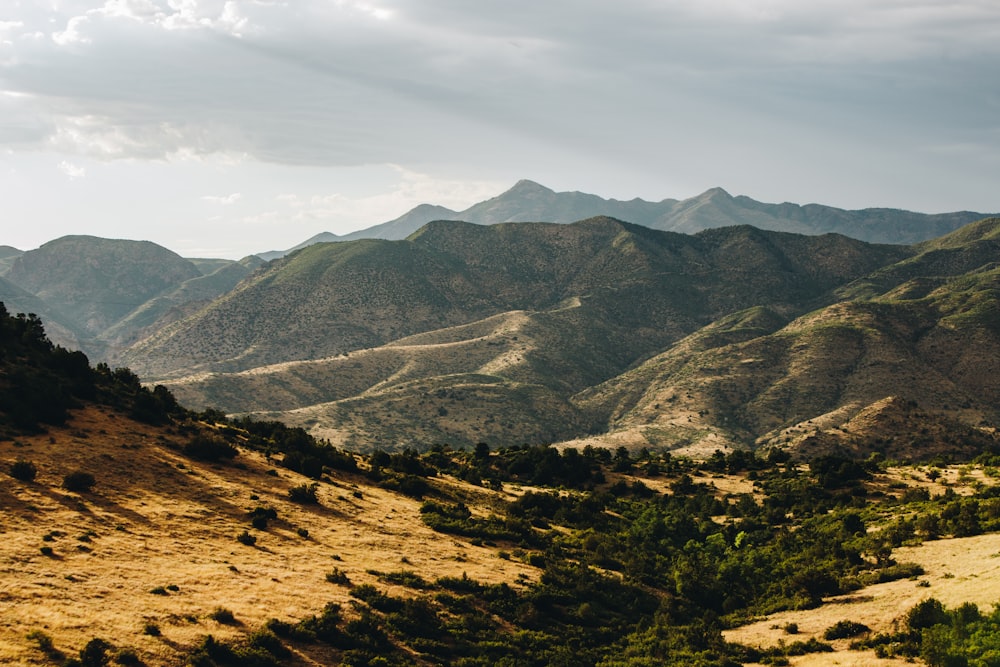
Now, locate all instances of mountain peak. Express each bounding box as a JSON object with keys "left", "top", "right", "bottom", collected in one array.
[
  {"left": 700, "top": 187, "right": 733, "bottom": 200},
  {"left": 506, "top": 179, "right": 555, "bottom": 195}
]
